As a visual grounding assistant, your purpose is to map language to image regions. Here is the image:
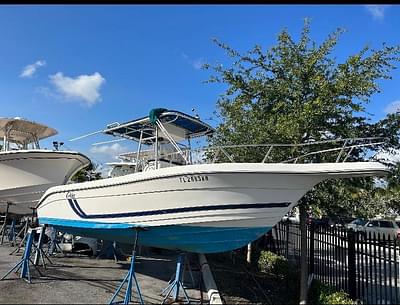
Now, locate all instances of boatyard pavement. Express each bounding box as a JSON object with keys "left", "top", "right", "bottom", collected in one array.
[{"left": 0, "top": 245, "right": 205, "bottom": 304}]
